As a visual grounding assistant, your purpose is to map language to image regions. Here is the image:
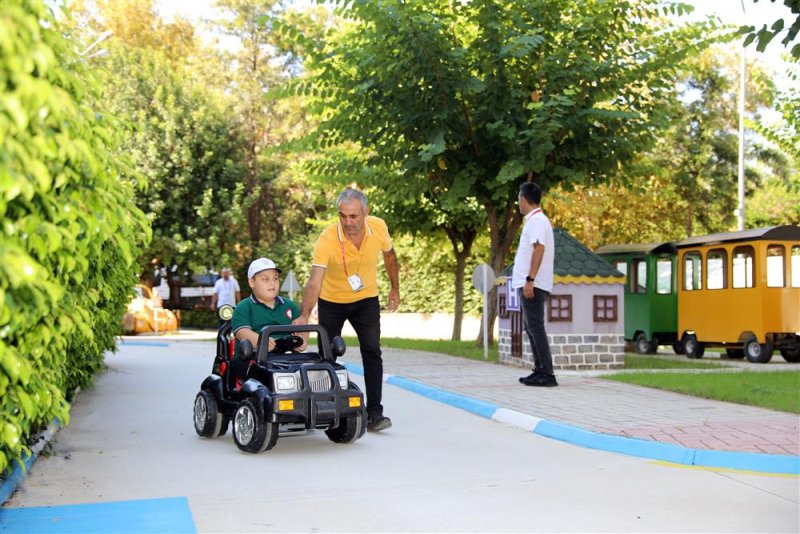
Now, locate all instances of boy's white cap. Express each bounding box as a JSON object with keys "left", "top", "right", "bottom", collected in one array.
[{"left": 247, "top": 258, "right": 281, "bottom": 278}]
